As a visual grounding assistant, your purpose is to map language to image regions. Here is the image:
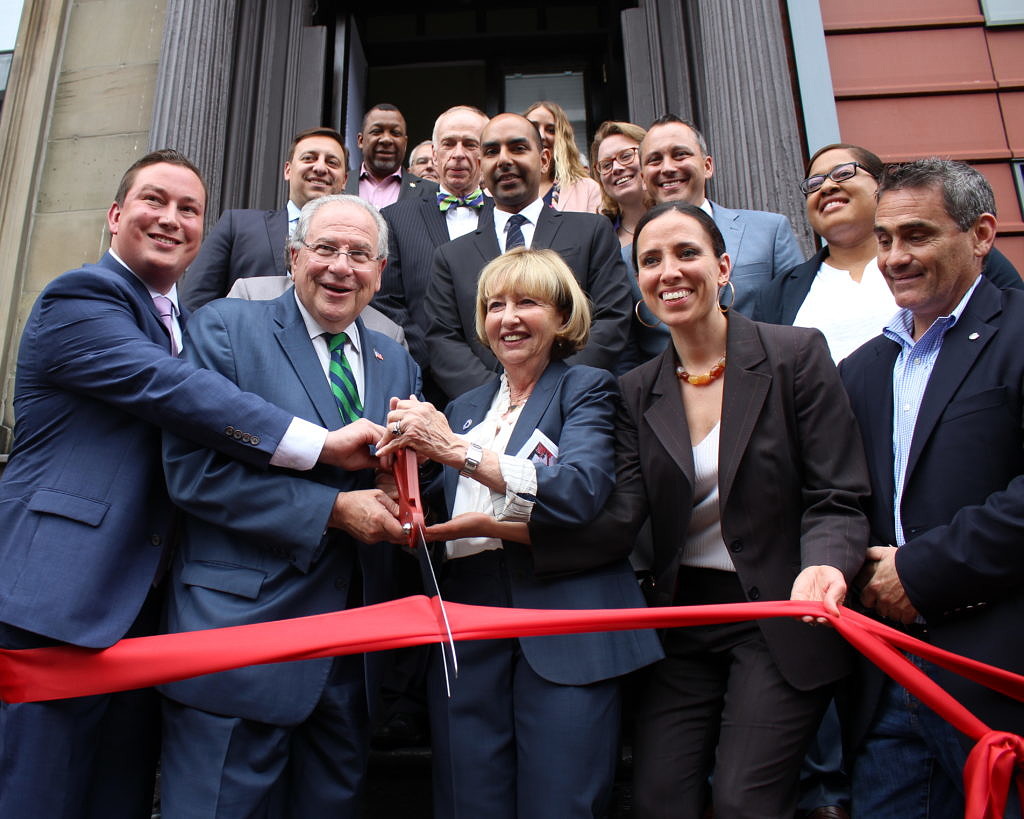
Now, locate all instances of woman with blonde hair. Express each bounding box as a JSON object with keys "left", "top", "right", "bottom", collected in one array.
[
  {"left": 590, "top": 120, "right": 649, "bottom": 248},
  {"left": 524, "top": 100, "right": 603, "bottom": 214}
]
